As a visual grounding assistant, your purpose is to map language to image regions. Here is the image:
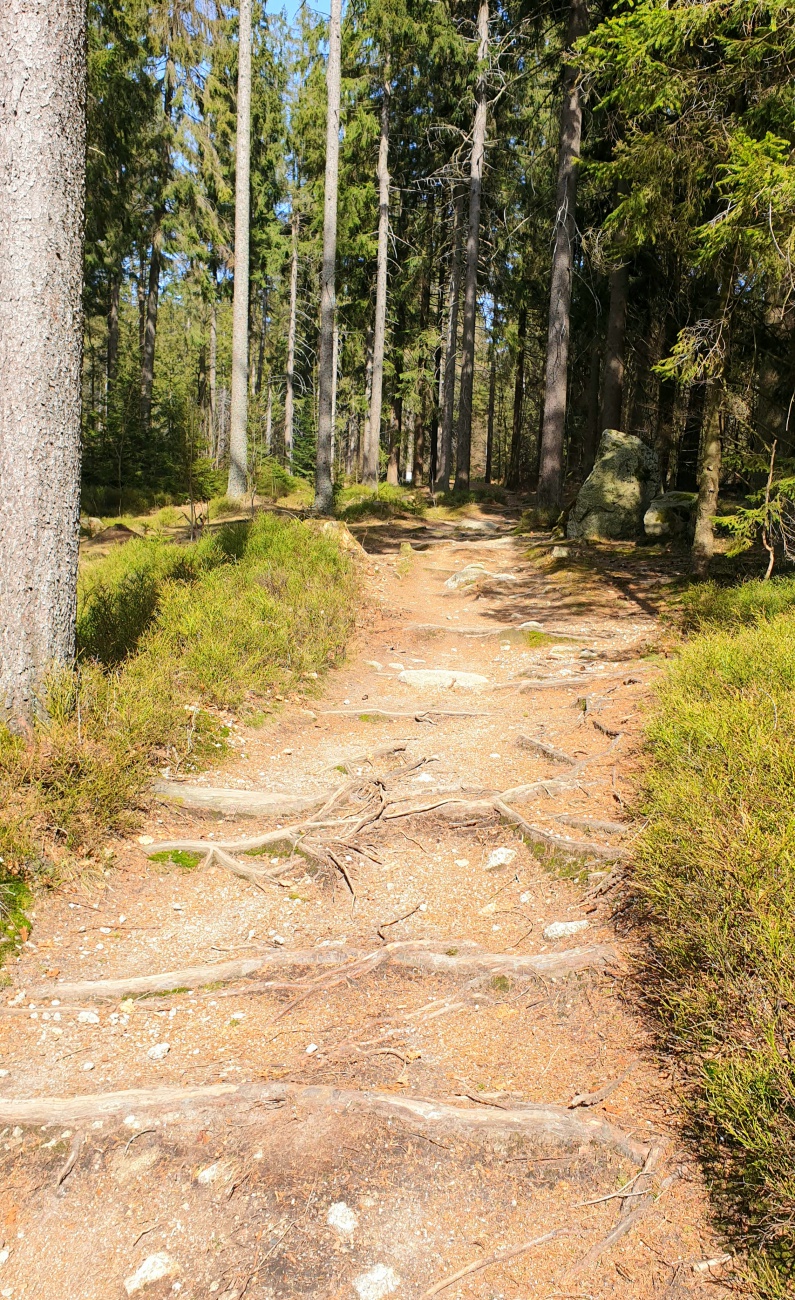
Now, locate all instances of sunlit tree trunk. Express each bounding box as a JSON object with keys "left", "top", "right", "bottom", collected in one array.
[
  {"left": 228, "top": 0, "right": 252, "bottom": 498},
  {"left": 208, "top": 300, "right": 218, "bottom": 462},
  {"left": 0, "top": 0, "right": 86, "bottom": 727},
  {"left": 692, "top": 386, "right": 722, "bottom": 577},
  {"left": 506, "top": 306, "right": 527, "bottom": 490},
  {"left": 365, "top": 62, "right": 391, "bottom": 487},
  {"left": 284, "top": 206, "right": 299, "bottom": 470},
  {"left": 436, "top": 190, "right": 465, "bottom": 490},
  {"left": 140, "top": 225, "right": 163, "bottom": 432},
  {"left": 536, "top": 0, "right": 589, "bottom": 517},
  {"left": 314, "top": 0, "right": 342, "bottom": 512},
  {"left": 484, "top": 306, "right": 498, "bottom": 484},
  {"left": 455, "top": 0, "right": 489, "bottom": 491}
]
